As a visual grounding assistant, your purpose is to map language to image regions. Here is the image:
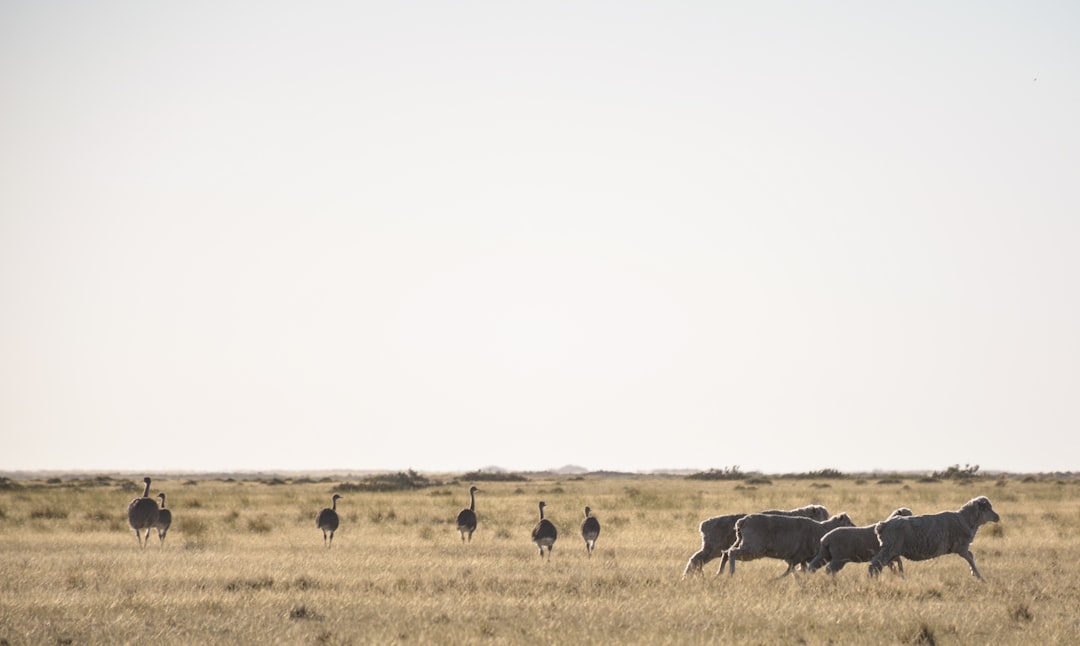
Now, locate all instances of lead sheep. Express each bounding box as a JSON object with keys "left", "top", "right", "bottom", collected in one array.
[
  {"left": 869, "top": 496, "right": 1000, "bottom": 580},
  {"left": 725, "top": 512, "right": 855, "bottom": 576},
  {"left": 807, "top": 507, "right": 912, "bottom": 574},
  {"left": 683, "top": 504, "right": 830, "bottom": 576}
]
